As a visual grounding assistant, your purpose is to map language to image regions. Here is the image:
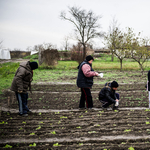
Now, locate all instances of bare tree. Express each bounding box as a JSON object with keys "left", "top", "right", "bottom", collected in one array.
[
  {"left": 60, "top": 6, "right": 103, "bottom": 62},
  {"left": 61, "top": 36, "right": 70, "bottom": 51},
  {"left": 130, "top": 35, "right": 150, "bottom": 74},
  {"left": 105, "top": 27, "right": 135, "bottom": 71},
  {"left": 104, "top": 17, "right": 120, "bottom": 61}
]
